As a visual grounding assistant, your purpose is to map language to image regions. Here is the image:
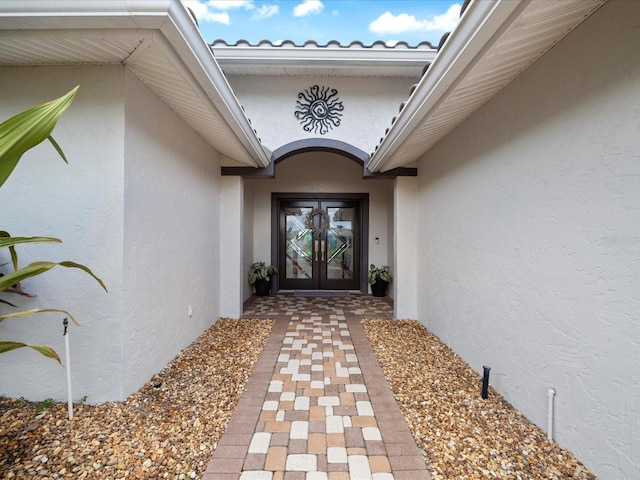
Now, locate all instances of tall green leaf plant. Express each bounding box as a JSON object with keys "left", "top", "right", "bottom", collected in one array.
[{"left": 0, "top": 86, "right": 107, "bottom": 363}]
